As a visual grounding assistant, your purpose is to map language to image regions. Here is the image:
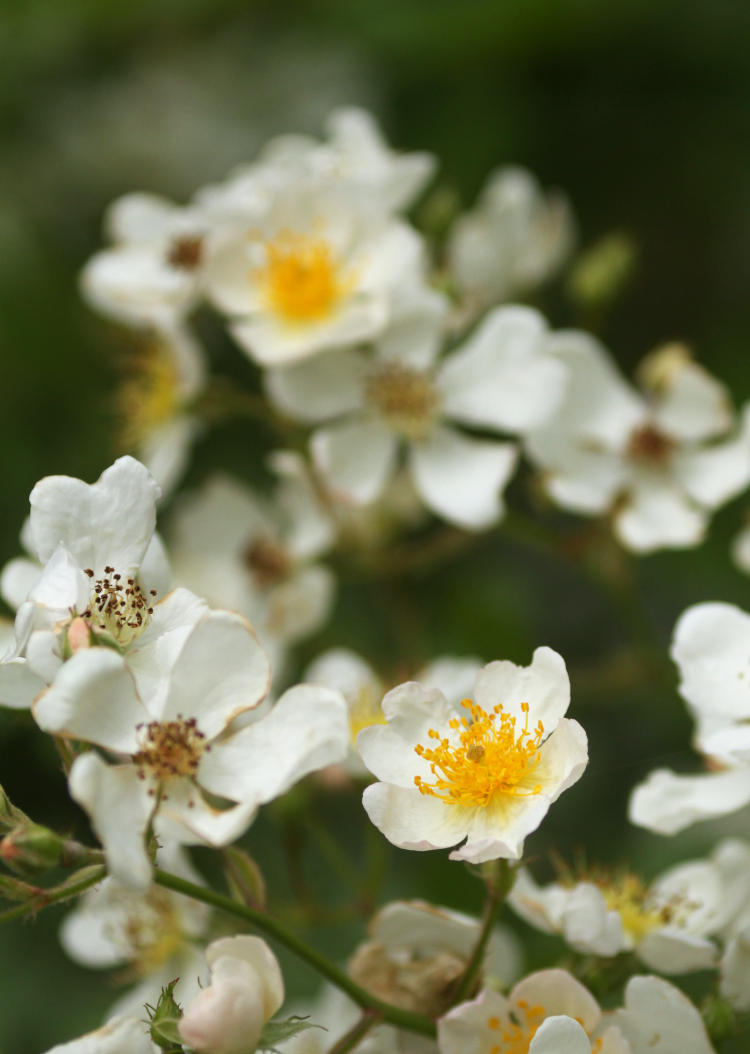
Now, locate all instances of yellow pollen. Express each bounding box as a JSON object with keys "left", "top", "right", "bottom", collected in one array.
[
  {"left": 133, "top": 715, "right": 207, "bottom": 783},
  {"left": 599, "top": 873, "right": 673, "bottom": 942},
  {"left": 365, "top": 363, "right": 439, "bottom": 440},
  {"left": 259, "top": 232, "right": 350, "bottom": 323},
  {"left": 116, "top": 339, "right": 180, "bottom": 450},
  {"left": 414, "top": 699, "right": 544, "bottom": 807},
  {"left": 82, "top": 566, "right": 156, "bottom": 647},
  {"left": 486, "top": 1002, "right": 546, "bottom": 1054}
]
